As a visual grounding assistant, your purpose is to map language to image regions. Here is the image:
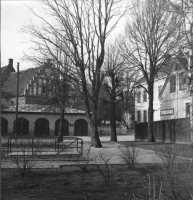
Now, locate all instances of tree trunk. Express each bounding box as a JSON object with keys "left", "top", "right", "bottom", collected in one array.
[
  {"left": 110, "top": 101, "right": 117, "bottom": 142},
  {"left": 91, "top": 104, "right": 102, "bottom": 148},
  {"left": 58, "top": 108, "right": 64, "bottom": 142},
  {"left": 148, "top": 83, "right": 156, "bottom": 142},
  {"left": 0, "top": 63, "right": 2, "bottom": 199}
]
